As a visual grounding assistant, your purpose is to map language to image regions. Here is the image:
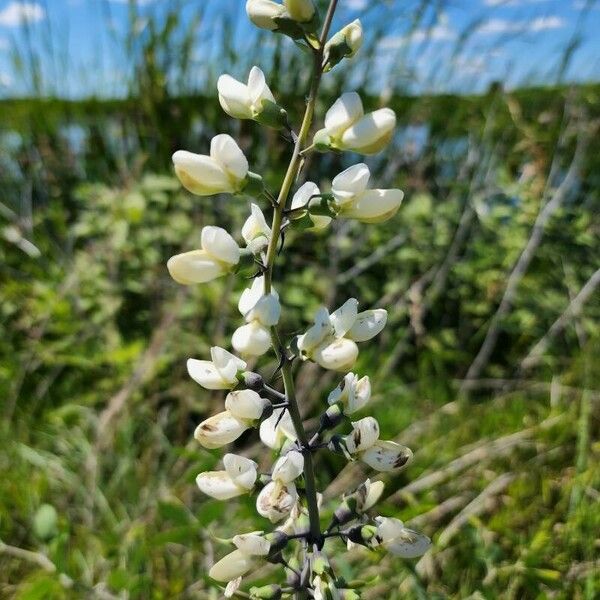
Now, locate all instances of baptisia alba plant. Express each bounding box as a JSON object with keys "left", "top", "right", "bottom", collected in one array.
[{"left": 167, "top": 2, "right": 431, "bottom": 597}]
